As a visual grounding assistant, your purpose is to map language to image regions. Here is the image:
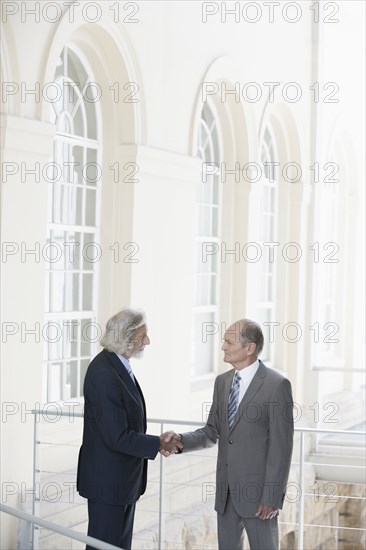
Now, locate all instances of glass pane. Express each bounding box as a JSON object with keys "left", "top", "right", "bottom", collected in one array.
[
  {"left": 54, "top": 55, "right": 64, "bottom": 80},
  {"left": 202, "top": 104, "right": 214, "bottom": 130},
  {"left": 83, "top": 233, "right": 98, "bottom": 270},
  {"left": 58, "top": 180, "right": 83, "bottom": 225},
  {"left": 64, "top": 183, "right": 78, "bottom": 225},
  {"left": 48, "top": 334, "right": 62, "bottom": 361},
  {"left": 50, "top": 271, "right": 65, "bottom": 312},
  {"left": 200, "top": 126, "right": 209, "bottom": 162},
  {"left": 80, "top": 359, "right": 90, "bottom": 396},
  {"left": 212, "top": 125, "right": 220, "bottom": 163},
  {"left": 48, "top": 363, "right": 62, "bottom": 402},
  {"left": 82, "top": 274, "right": 93, "bottom": 311},
  {"left": 86, "top": 149, "right": 99, "bottom": 187},
  {"left": 62, "top": 320, "right": 79, "bottom": 358},
  {"left": 85, "top": 100, "right": 98, "bottom": 140},
  {"left": 81, "top": 319, "right": 93, "bottom": 357},
  {"left": 85, "top": 189, "right": 97, "bottom": 226},
  {"left": 48, "top": 230, "right": 65, "bottom": 270},
  {"left": 67, "top": 48, "right": 88, "bottom": 90},
  {"left": 65, "top": 232, "right": 81, "bottom": 270},
  {"left": 52, "top": 183, "right": 62, "bottom": 223},
  {"left": 53, "top": 77, "right": 64, "bottom": 116},
  {"left": 64, "top": 272, "right": 79, "bottom": 311},
  {"left": 61, "top": 141, "right": 72, "bottom": 169},
  {"left": 73, "top": 105, "right": 85, "bottom": 137},
  {"left": 71, "top": 145, "right": 84, "bottom": 184},
  {"left": 69, "top": 360, "right": 79, "bottom": 399},
  {"left": 71, "top": 321, "right": 79, "bottom": 358},
  {"left": 58, "top": 112, "right": 72, "bottom": 134}
]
